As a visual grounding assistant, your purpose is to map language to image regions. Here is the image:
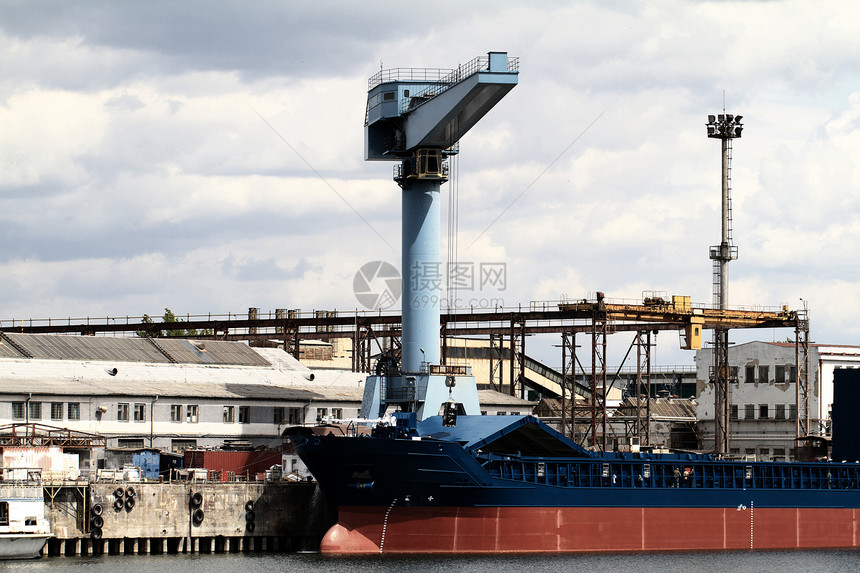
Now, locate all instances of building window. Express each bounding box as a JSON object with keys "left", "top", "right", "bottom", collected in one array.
[
  {"left": 133, "top": 403, "right": 146, "bottom": 422},
  {"left": 29, "top": 402, "right": 42, "bottom": 420},
  {"left": 0, "top": 502, "right": 7, "bottom": 526},
  {"left": 51, "top": 402, "right": 63, "bottom": 421},
  {"left": 730, "top": 448, "right": 740, "bottom": 455},
  {"left": 223, "top": 406, "right": 235, "bottom": 423},
  {"left": 496, "top": 411, "right": 507, "bottom": 416},
  {"left": 315, "top": 408, "right": 328, "bottom": 422},
  {"left": 331, "top": 408, "right": 343, "bottom": 419},
  {"left": 239, "top": 406, "right": 250, "bottom": 424},
  {"left": 118, "top": 438, "right": 144, "bottom": 449},
  {"left": 288, "top": 407, "right": 302, "bottom": 425},
  {"left": 273, "top": 407, "right": 285, "bottom": 425},
  {"left": 745, "top": 448, "right": 755, "bottom": 457},
  {"left": 172, "top": 439, "right": 196, "bottom": 453},
  {"left": 789, "top": 404, "right": 798, "bottom": 420},
  {"left": 11, "top": 402, "right": 25, "bottom": 420},
  {"left": 759, "top": 404, "right": 769, "bottom": 419},
  {"left": 67, "top": 402, "right": 80, "bottom": 421},
  {"left": 789, "top": 366, "right": 797, "bottom": 383},
  {"left": 730, "top": 405, "right": 739, "bottom": 420},
  {"left": 759, "top": 448, "right": 770, "bottom": 459},
  {"left": 744, "top": 404, "right": 755, "bottom": 419},
  {"left": 171, "top": 405, "right": 183, "bottom": 422},
  {"left": 775, "top": 404, "right": 786, "bottom": 420},
  {"left": 758, "top": 365, "right": 769, "bottom": 384},
  {"left": 745, "top": 365, "right": 756, "bottom": 384},
  {"left": 775, "top": 365, "right": 786, "bottom": 383},
  {"left": 117, "top": 403, "right": 129, "bottom": 422},
  {"left": 186, "top": 405, "right": 199, "bottom": 423}
]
